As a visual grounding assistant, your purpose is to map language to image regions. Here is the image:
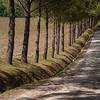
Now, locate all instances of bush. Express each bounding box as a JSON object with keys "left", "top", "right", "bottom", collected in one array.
[
  {"left": 75, "top": 37, "right": 86, "bottom": 47},
  {"left": 95, "top": 22, "right": 100, "bottom": 30},
  {"left": 86, "top": 28, "right": 94, "bottom": 35}
]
